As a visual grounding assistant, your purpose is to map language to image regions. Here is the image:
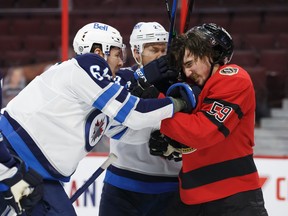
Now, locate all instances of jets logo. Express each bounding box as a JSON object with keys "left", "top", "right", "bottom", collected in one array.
[
  {"left": 85, "top": 109, "right": 109, "bottom": 151},
  {"left": 219, "top": 67, "right": 238, "bottom": 76},
  {"left": 91, "top": 119, "right": 105, "bottom": 143}
]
